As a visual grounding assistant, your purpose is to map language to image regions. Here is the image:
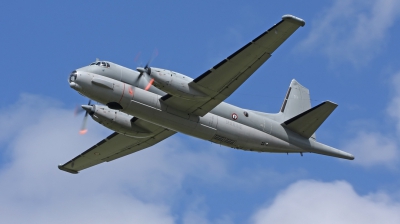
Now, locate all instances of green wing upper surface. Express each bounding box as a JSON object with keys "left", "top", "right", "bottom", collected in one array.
[
  {"left": 162, "top": 15, "right": 305, "bottom": 116},
  {"left": 59, "top": 122, "right": 175, "bottom": 174}
]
